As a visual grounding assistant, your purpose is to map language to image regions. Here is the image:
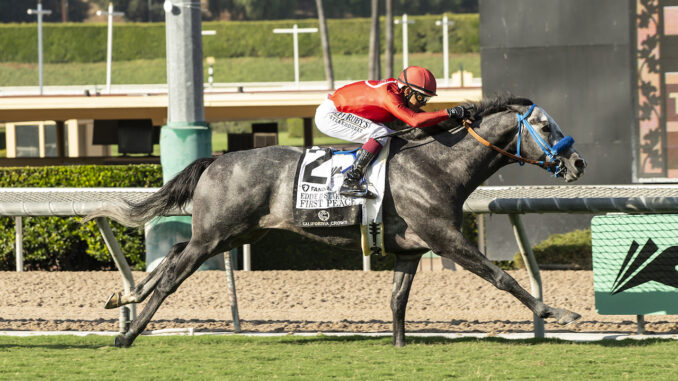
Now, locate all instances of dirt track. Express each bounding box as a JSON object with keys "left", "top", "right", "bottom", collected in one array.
[{"left": 1, "top": 269, "right": 677, "bottom": 334}]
